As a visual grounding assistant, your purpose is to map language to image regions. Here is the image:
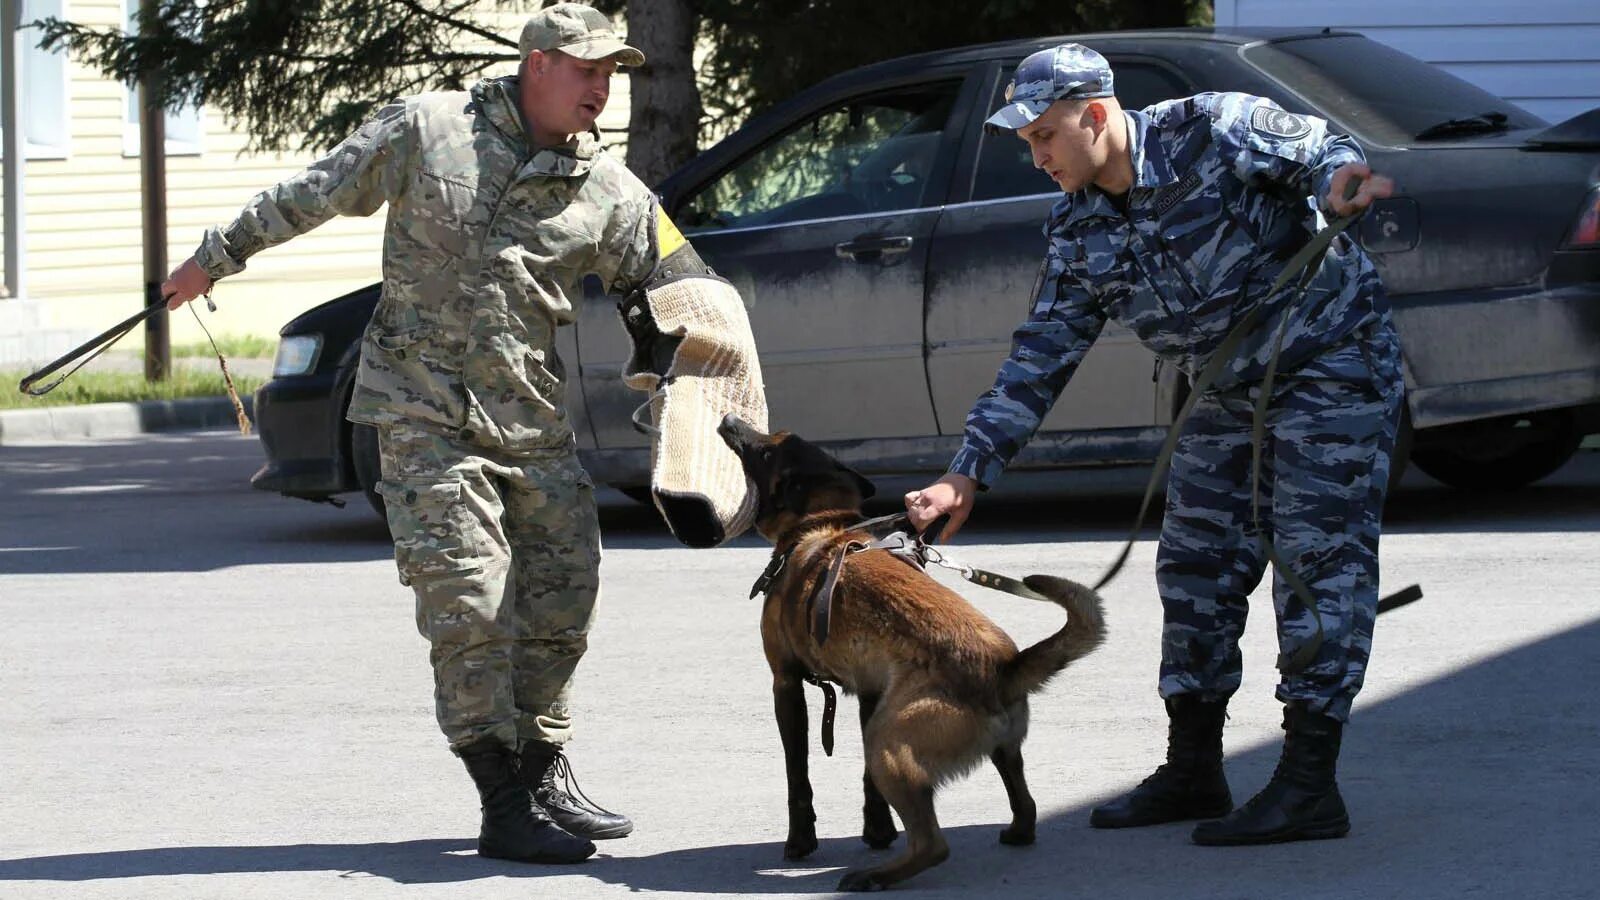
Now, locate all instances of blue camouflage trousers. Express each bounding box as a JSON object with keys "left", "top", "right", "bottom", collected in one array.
[{"left": 1156, "top": 319, "right": 1404, "bottom": 722}]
